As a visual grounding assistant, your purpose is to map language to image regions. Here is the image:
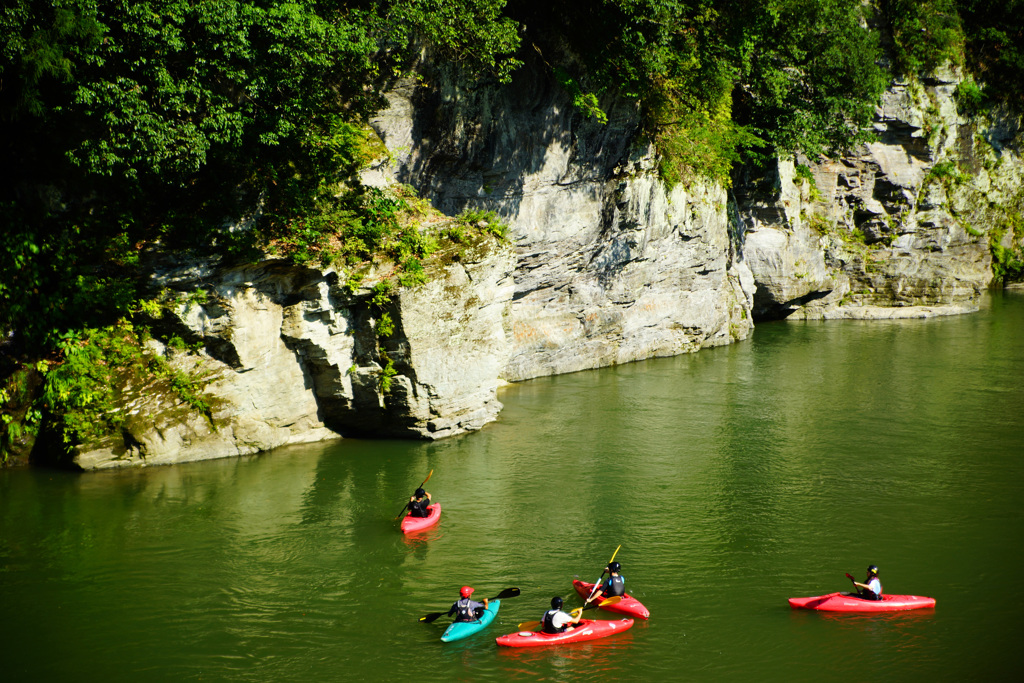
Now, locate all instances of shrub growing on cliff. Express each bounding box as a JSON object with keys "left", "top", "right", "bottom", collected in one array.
[{"left": 37, "top": 320, "right": 215, "bottom": 455}]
